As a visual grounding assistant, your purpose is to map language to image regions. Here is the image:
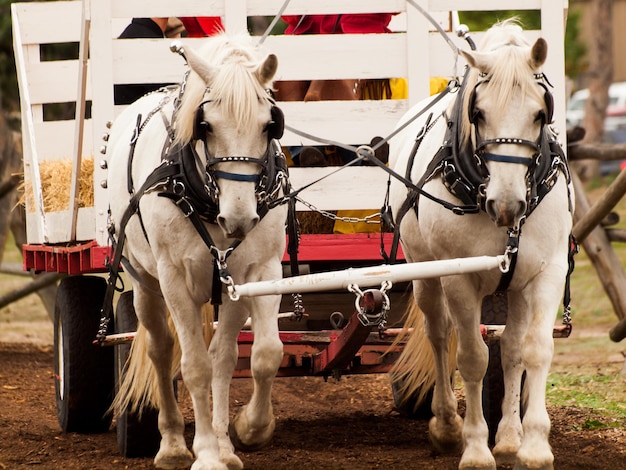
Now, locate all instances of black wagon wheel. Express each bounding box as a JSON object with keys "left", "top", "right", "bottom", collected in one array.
[
  {"left": 114, "top": 290, "right": 161, "bottom": 458},
  {"left": 54, "top": 275, "right": 114, "bottom": 433}
]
